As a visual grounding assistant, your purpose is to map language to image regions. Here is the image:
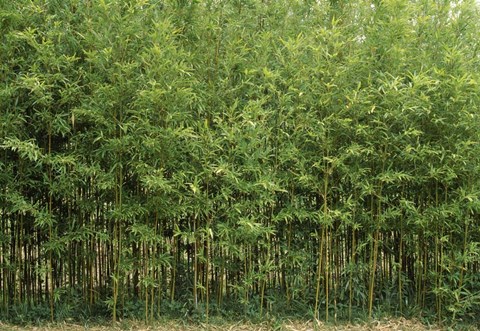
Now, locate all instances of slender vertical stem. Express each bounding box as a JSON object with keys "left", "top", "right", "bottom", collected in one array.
[
  {"left": 193, "top": 216, "right": 198, "bottom": 310},
  {"left": 48, "top": 123, "right": 54, "bottom": 322},
  {"left": 349, "top": 227, "right": 356, "bottom": 321},
  {"left": 314, "top": 226, "right": 325, "bottom": 320}
]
